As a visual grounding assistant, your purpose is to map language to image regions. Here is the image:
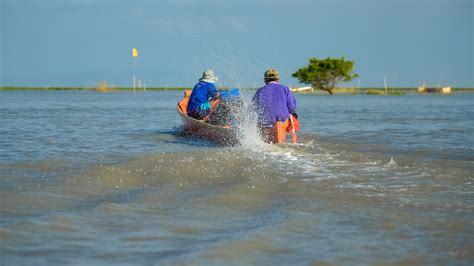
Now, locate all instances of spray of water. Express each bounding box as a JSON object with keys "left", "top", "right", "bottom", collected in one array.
[
  {"left": 218, "top": 88, "right": 336, "bottom": 181},
  {"left": 234, "top": 93, "right": 267, "bottom": 148}
]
